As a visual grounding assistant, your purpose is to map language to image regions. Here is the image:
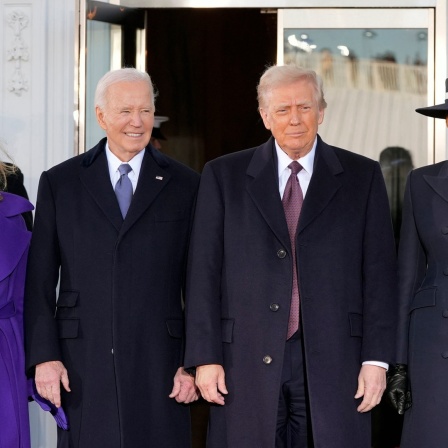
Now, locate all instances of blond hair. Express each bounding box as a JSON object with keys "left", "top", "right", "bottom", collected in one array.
[
  {"left": 0, "top": 141, "right": 17, "bottom": 191},
  {"left": 257, "top": 64, "right": 327, "bottom": 111}
]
